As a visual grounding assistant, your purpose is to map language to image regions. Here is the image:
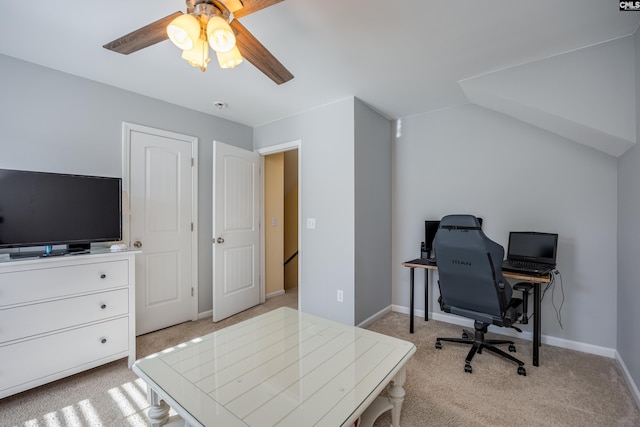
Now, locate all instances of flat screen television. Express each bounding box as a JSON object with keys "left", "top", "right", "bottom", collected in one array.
[
  {"left": 424, "top": 220, "right": 440, "bottom": 258},
  {"left": 0, "top": 168, "right": 122, "bottom": 257}
]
